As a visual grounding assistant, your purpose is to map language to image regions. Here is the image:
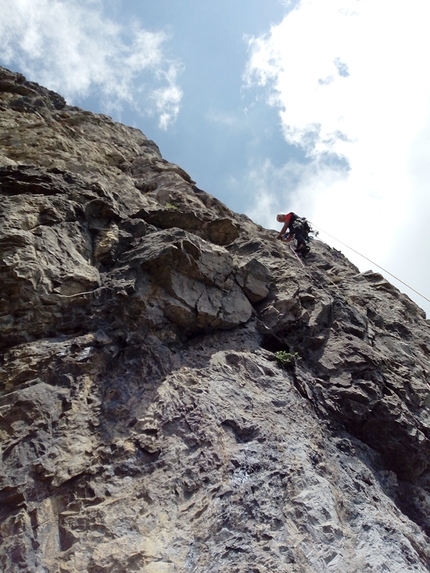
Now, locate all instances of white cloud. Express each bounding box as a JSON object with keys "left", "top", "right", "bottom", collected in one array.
[
  {"left": 243, "top": 0, "right": 430, "bottom": 315},
  {"left": 0, "top": 0, "right": 183, "bottom": 128}
]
